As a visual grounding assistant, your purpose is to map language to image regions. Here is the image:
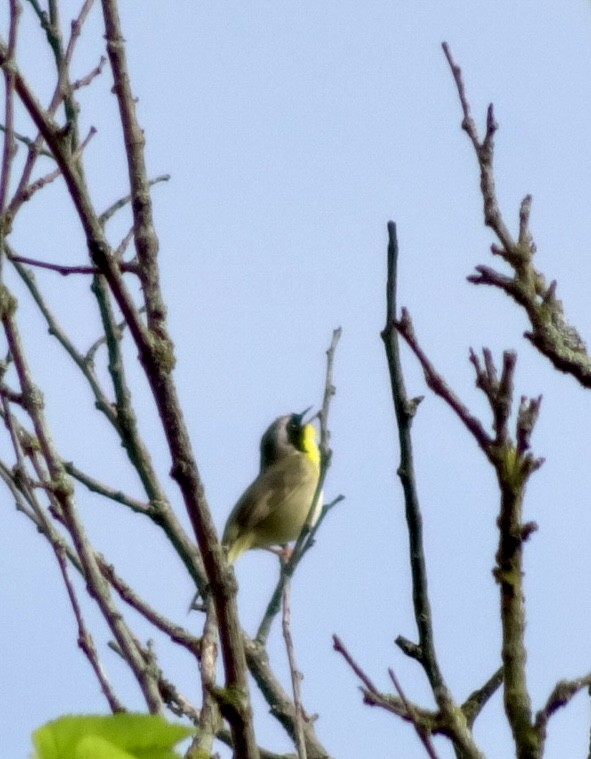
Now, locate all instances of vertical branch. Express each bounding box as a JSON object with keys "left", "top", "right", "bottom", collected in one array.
[
  {"left": 0, "top": 0, "right": 20, "bottom": 243},
  {"left": 243, "top": 632, "right": 330, "bottom": 759},
  {"left": 282, "top": 579, "right": 307, "bottom": 759},
  {"left": 495, "top": 482, "right": 535, "bottom": 756},
  {"left": 384, "top": 225, "right": 491, "bottom": 758},
  {"left": 186, "top": 597, "right": 220, "bottom": 757},
  {"left": 469, "top": 352, "right": 543, "bottom": 758},
  {"left": 318, "top": 326, "right": 341, "bottom": 458},
  {"left": 398, "top": 312, "right": 544, "bottom": 758},
  {"left": 380, "top": 221, "right": 444, "bottom": 695},
  {"left": 100, "top": 0, "right": 164, "bottom": 335},
  {"left": 96, "top": 5, "right": 258, "bottom": 754}
]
